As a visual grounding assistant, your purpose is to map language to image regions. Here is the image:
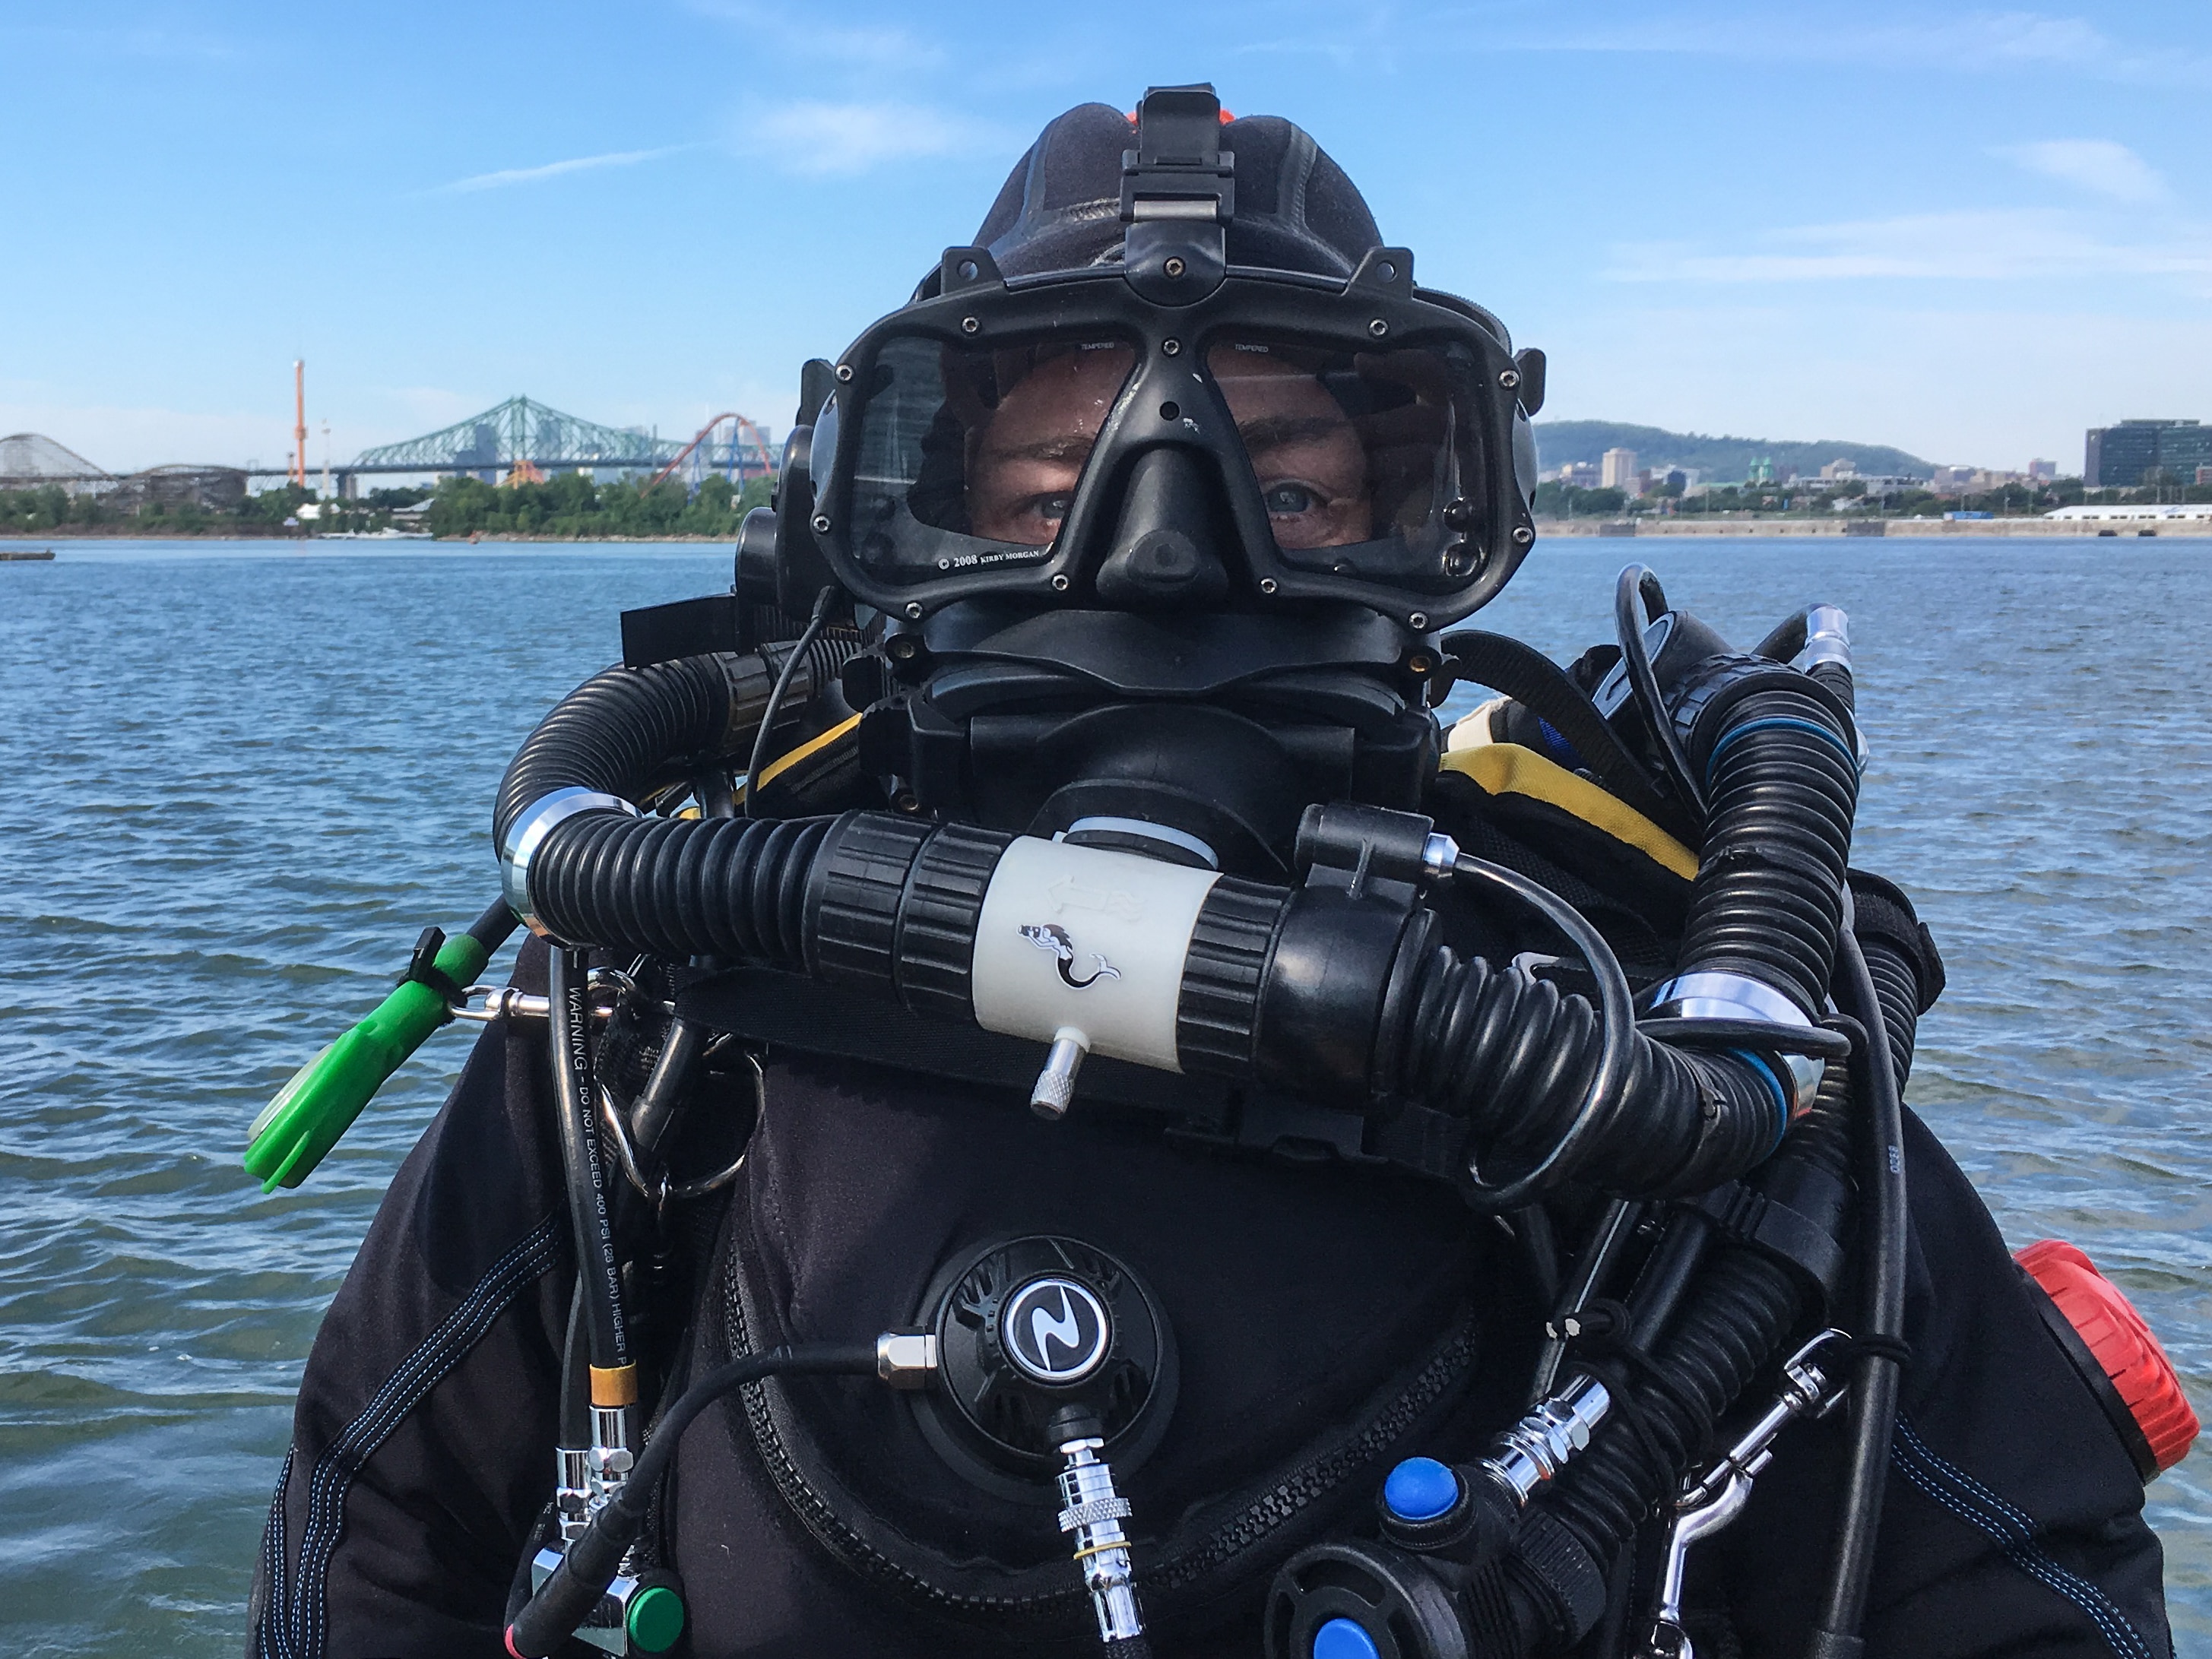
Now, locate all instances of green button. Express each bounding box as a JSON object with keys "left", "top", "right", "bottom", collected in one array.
[{"left": 626, "top": 1584, "right": 686, "bottom": 1653}]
